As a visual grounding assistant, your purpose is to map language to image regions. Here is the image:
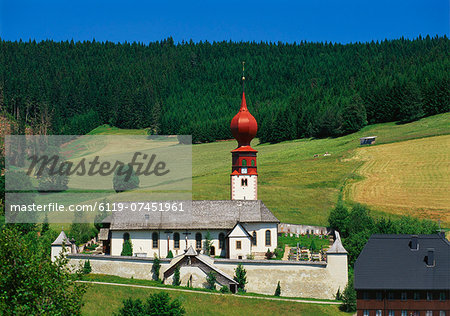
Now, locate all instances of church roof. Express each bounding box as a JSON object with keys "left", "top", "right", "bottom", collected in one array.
[
  {"left": 52, "top": 230, "right": 69, "bottom": 246},
  {"left": 107, "top": 200, "right": 279, "bottom": 230}
]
